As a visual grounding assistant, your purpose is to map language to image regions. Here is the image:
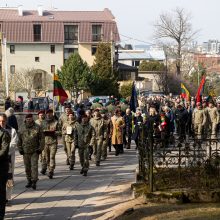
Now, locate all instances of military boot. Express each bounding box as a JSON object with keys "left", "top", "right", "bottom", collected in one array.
[
  {"left": 80, "top": 169, "right": 84, "bottom": 174},
  {"left": 83, "top": 171, "right": 87, "bottom": 176},
  {"left": 40, "top": 169, "right": 46, "bottom": 175},
  {"left": 48, "top": 171, "right": 54, "bottom": 179},
  {"left": 32, "top": 181, "right": 37, "bottom": 190},
  {"left": 66, "top": 159, "right": 70, "bottom": 165},
  {"left": 69, "top": 164, "right": 74, "bottom": 170},
  {"left": 96, "top": 161, "right": 100, "bottom": 166},
  {"left": 25, "top": 180, "right": 32, "bottom": 188}
]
